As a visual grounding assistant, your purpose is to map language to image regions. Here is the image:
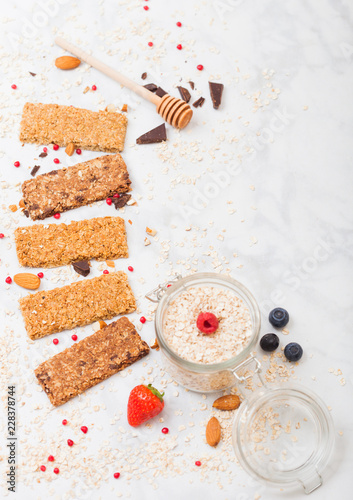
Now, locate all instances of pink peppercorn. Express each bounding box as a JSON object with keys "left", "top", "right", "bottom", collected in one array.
[
  {"left": 53, "top": 158, "right": 60, "bottom": 164},
  {"left": 11, "top": 84, "right": 17, "bottom": 89},
  {"left": 37, "top": 272, "right": 44, "bottom": 278},
  {"left": 40, "top": 465, "right": 46, "bottom": 472},
  {"left": 92, "top": 85, "right": 97, "bottom": 91},
  {"left": 53, "top": 339, "right": 59, "bottom": 345},
  {"left": 177, "top": 44, "right": 182, "bottom": 50},
  {"left": 114, "top": 472, "right": 120, "bottom": 479},
  {"left": 53, "top": 144, "right": 59, "bottom": 151},
  {"left": 195, "top": 461, "right": 201, "bottom": 467},
  {"left": 14, "top": 161, "right": 20, "bottom": 167},
  {"left": 0, "top": 233, "right": 4, "bottom": 238},
  {"left": 71, "top": 334, "right": 78, "bottom": 341},
  {"left": 140, "top": 316, "right": 146, "bottom": 324},
  {"left": 127, "top": 266, "right": 133, "bottom": 272},
  {"left": 143, "top": 5, "right": 149, "bottom": 10},
  {"left": 161, "top": 427, "right": 169, "bottom": 434},
  {"left": 43, "top": 147, "right": 48, "bottom": 153},
  {"left": 148, "top": 41, "right": 153, "bottom": 47},
  {"left": 113, "top": 193, "right": 120, "bottom": 198},
  {"left": 176, "top": 22, "right": 182, "bottom": 27},
  {"left": 197, "top": 65, "right": 204, "bottom": 71},
  {"left": 103, "top": 270, "right": 109, "bottom": 274},
  {"left": 67, "top": 439, "right": 74, "bottom": 447},
  {"left": 54, "top": 213, "right": 60, "bottom": 219},
  {"left": 5, "top": 277, "right": 12, "bottom": 284},
  {"left": 62, "top": 419, "right": 67, "bottom": 425},
  {"left": 53, "top": 467, "right": 59, "bottom": 474},
  {"left": 48, "top": 455, "right": 55, "bottom": 462},
  {"left": 81, "top": 426, "right": 88, "bottom": 434},
  {"left": 76, "top": 149, "right": 82, "bottom": 155},
  {"left": 106, "top": 198, "right": 112, "bottom": 205}
]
